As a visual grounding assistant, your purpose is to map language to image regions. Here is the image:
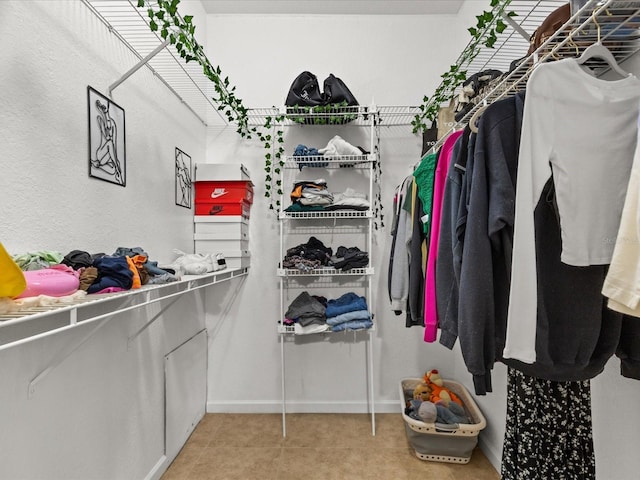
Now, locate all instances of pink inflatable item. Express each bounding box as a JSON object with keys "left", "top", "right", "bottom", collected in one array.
[{"left": 15, "top": 268, "right": 80, "bottom": 299}]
